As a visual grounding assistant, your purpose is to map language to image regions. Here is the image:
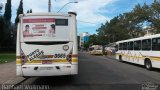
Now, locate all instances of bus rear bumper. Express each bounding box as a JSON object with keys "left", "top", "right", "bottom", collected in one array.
[{"left": 16, "top": 64, "right": 78, "bottom": 76}]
